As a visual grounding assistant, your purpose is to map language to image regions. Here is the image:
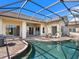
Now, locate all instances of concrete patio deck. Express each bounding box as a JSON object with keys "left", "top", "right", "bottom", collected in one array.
[
  {"left": 0, "top": 34, "right": 79, "bottom": 59},
  {"left": 0, "top": 39, "right": 28, "bottom": 59},
  {"left": 26, "top": 36, "right": 79, "bottom": 42}
]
